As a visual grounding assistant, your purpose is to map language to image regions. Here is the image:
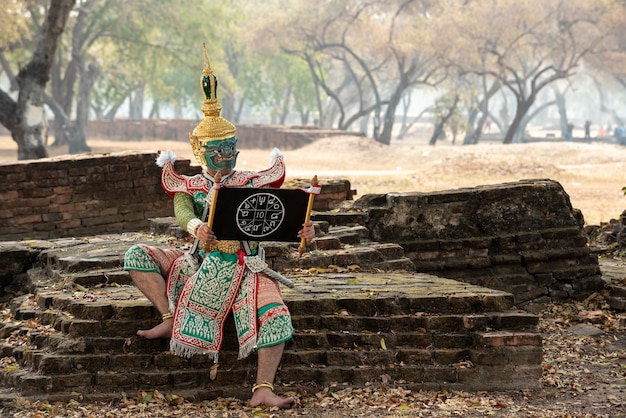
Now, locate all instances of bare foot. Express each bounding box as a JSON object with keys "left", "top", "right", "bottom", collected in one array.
[
  {"left": 137, "top": 319, "right": 173, "bottom": 339},
  {"left": 249, "top": 387, "right": 295, "bottom": 409}
]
